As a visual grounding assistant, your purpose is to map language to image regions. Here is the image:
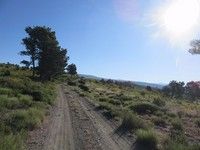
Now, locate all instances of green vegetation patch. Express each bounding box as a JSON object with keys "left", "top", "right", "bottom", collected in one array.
[
  {"left": 130, "top": 102, "right": 160, "bottom": 114},
  {"left": 0, "top": 64, "right": 56, "bottom": 149},
  {"left": 119, "top": 112, "right": 146, "bottom": 131},
  {"left": 135, "top": 129, "right": 158, "bottom": 150}
]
